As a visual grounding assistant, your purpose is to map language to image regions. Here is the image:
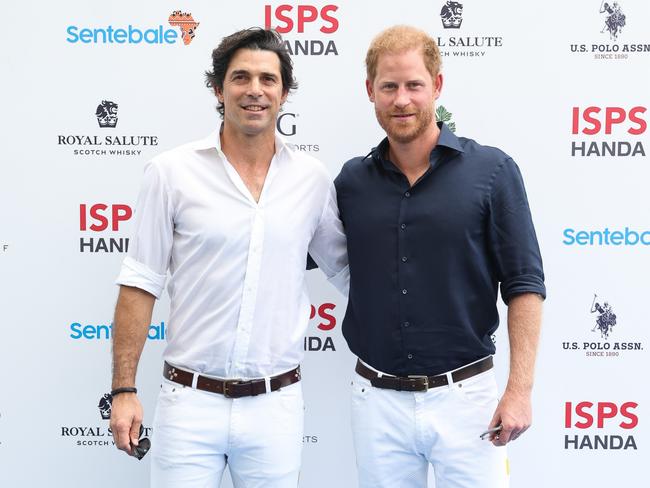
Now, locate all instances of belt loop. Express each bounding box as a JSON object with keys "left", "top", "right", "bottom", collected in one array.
[
  {"left": 191, "top": 371, "right": 199, "bottom": 389},
  {"left": 264, "top": 376, "right": 271, "bottom": 393},
  {"left": 445, "top": 371, "right": 454, "bottom": 388}
]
